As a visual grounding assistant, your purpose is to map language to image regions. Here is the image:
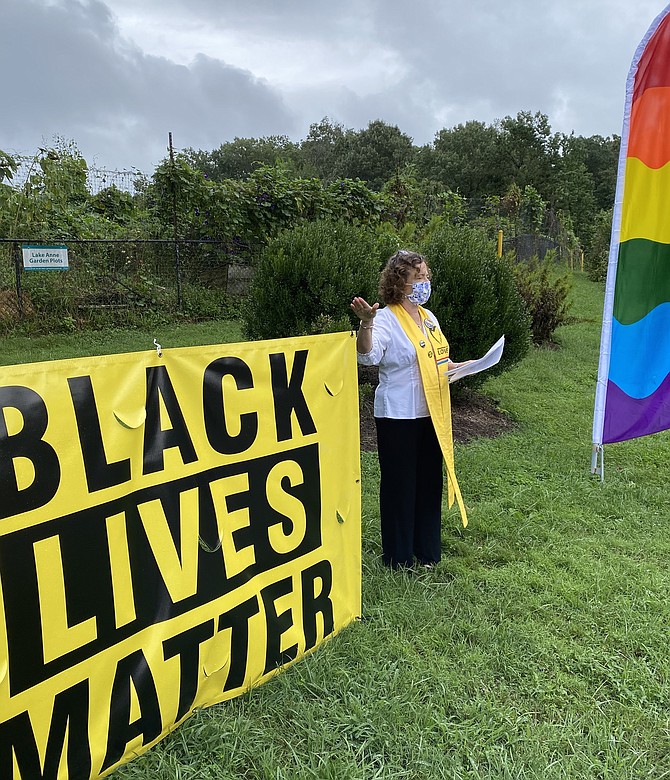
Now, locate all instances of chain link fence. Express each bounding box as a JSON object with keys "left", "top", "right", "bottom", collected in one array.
[
  {"left": 0, "top": 239, "right": 256, "bottom": 332},
  {"left": 1, "top": 153, "right": 263, "bottom": 332},
  {"left": 10, "top": 154, "right": 145, "bottom": 195},
  {"left": 502, "top": 234, "right": 562, "bottom": 263}
]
